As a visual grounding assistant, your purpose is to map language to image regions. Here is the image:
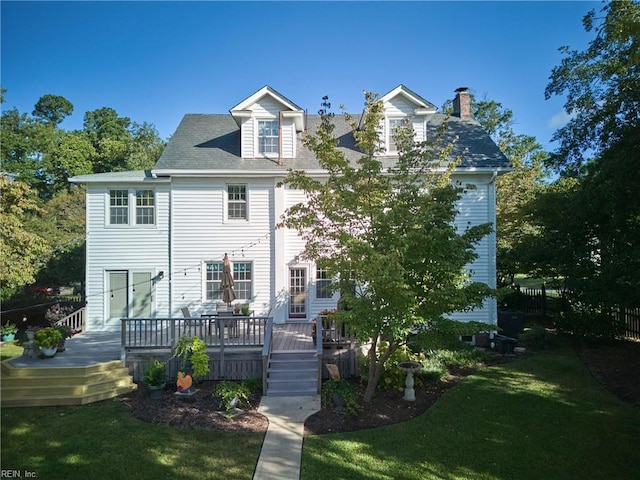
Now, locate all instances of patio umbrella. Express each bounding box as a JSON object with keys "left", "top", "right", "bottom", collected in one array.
[{"left": 221, "top": 253, "right": 236, "bottom": 308}]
